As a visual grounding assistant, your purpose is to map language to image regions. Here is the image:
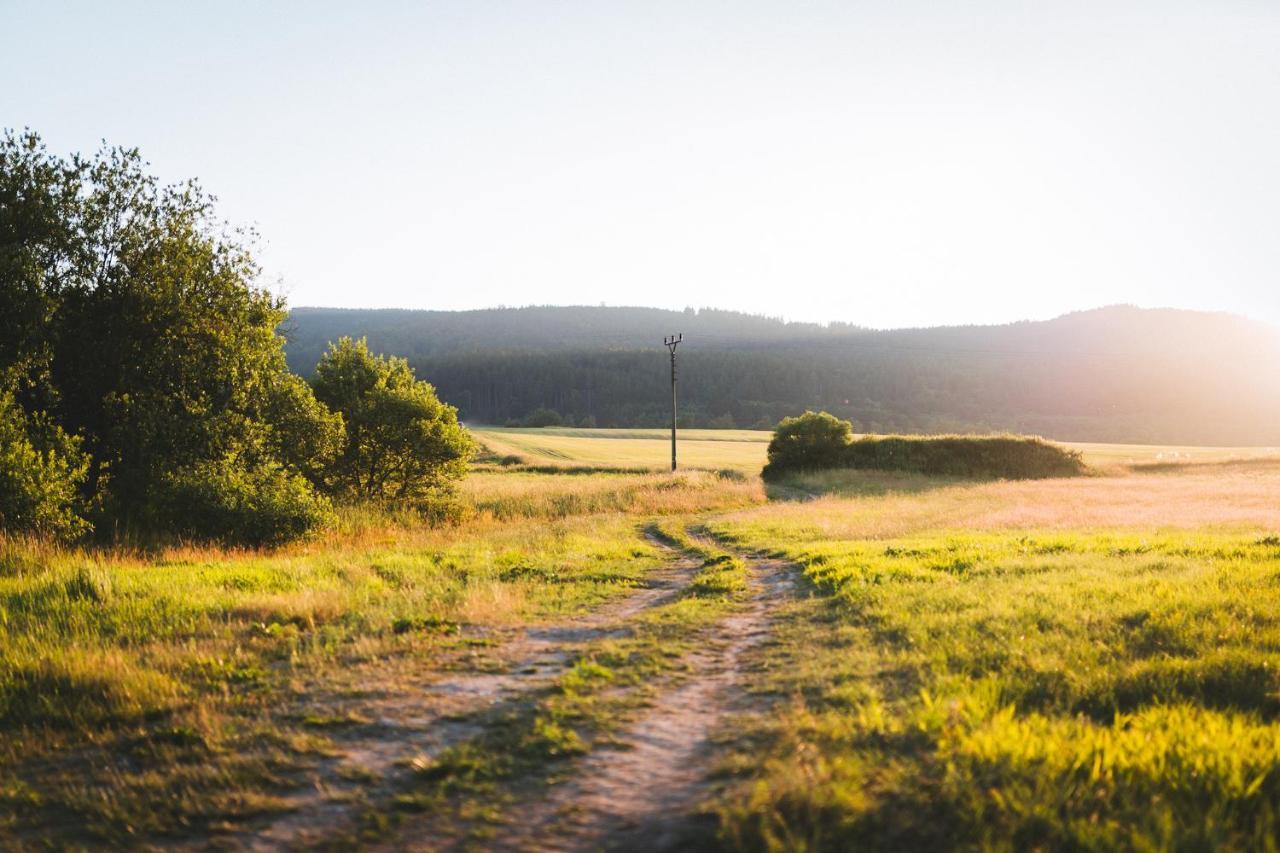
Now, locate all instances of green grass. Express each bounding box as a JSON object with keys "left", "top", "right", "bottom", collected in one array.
[
  {"left": 707, "top": 523, "right": 1280, "bottom": 850},
  {"left": 474, "top": 427, "right": 771, "bottom": 473},
  {"left": 361, "top": 528, "right": 750, "bottom": 842},
  {"left": 4, "top": 429, "right": 1280, "bottom": 848},
  {"left": 0, "top": 471, "right": 760, "bottom": 845},
  {"left": 475, "top": 426, "right": 1280, "bottom": 475}
]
